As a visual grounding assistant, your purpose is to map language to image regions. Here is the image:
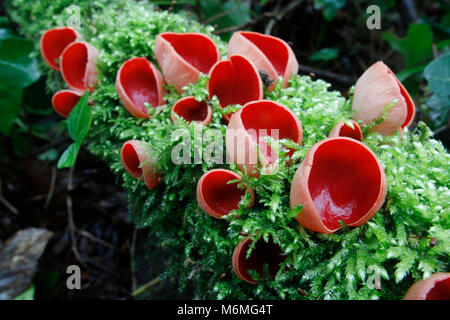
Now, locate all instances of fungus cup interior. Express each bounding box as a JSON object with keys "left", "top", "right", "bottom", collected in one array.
[
  {"left": 61, "top": 42, "right": 90, "bottom": 91},
  {"left": 119, "top": 58, "right": 159, "bottom": 114},
  {"left": 237, "top": 237, "right": 286, "bottom": 283},
  {"left": 42, "top": 28, "right": 78, "bottom": 69},
  {"left": 338, "top": 122, "right": 362, "bottom": 141},
  {"left": 426, "top": 278, "right": 450, "bottom": 300},
  {"left": 122, "top": 143, "right": 144, "bottom": 179},
  {"left": 240, "top": 32, "right": 288, "bottom": 76},
  {"left": 200, "top": 170, "right": 246, "bottom": 217},
  {"left": 308, "top": 139, "right": 381, "bottom": 230},
  {"left": 52, "top": 91, "right": 81, "bottom": 118},
  {"left": 161, "top": 33, "right": 218, "bottom": 74},
  {"left": 387, "top": 69, "right": 415, "bottom": 128},
  {"left": 208, "top": 55, "right": 261, "bottom": 114},
  {"left": 241, "top": 101, "right": 300, "bottom": 163},
  {"left": 173, "top": 98, "right": 208, "bottom": 122}
]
